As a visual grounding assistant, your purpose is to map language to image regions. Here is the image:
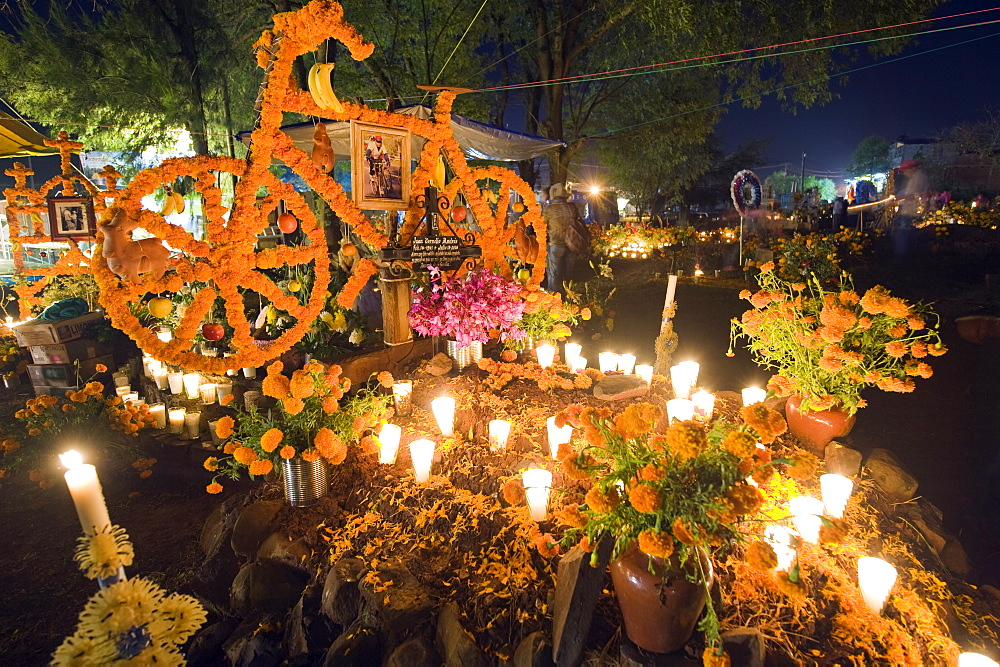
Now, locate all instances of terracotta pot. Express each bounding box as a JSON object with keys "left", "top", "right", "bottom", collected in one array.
[
  {"left": 784, "top": 394, "right": 857, "bottom": 456},
  {"left": 610, "top": 544, "right": 712, "bottom": 654}
]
